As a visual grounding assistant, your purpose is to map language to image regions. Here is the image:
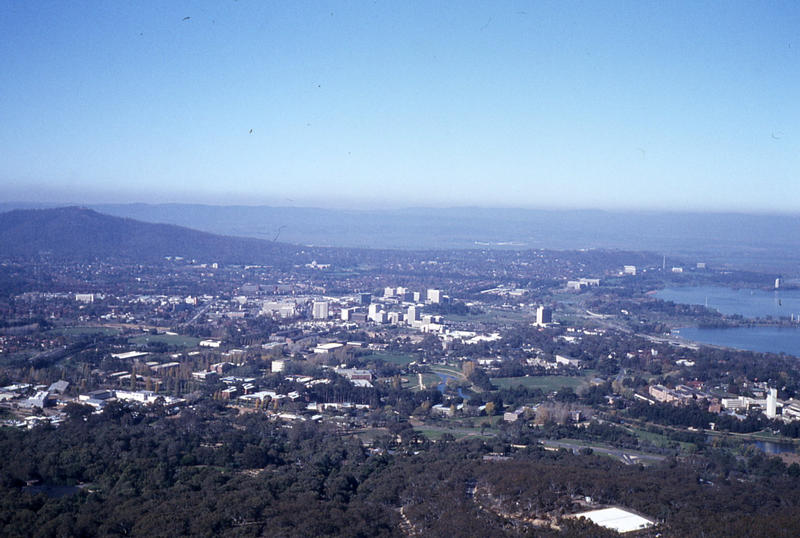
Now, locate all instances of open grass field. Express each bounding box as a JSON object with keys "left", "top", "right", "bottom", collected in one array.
[
  {"left": 366, "top": 352, "right": 417, "bottom": 366},
  {"left": 46, "top": 326, "right": 121, "bottom": 337},
  {"left": 491, "top": 374, "right": 589, "bottom": 392},
  {"left": 401, "top": 373, "right": 442, "bottom": 391},
  {"left": 430, "top": 364, "right": 464, "bottom": 378},
  {"left": 619, "top": 426, "right": 696, "bottom": 451},
  {"left": 352, "top": 428, "right": 390, "bottom": 446},
  {"left": 416, "top": 425, "right": 495, "bottom": 441},
  {"left": 129, "top": 333, "right": 201, "bottom": 348}
]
